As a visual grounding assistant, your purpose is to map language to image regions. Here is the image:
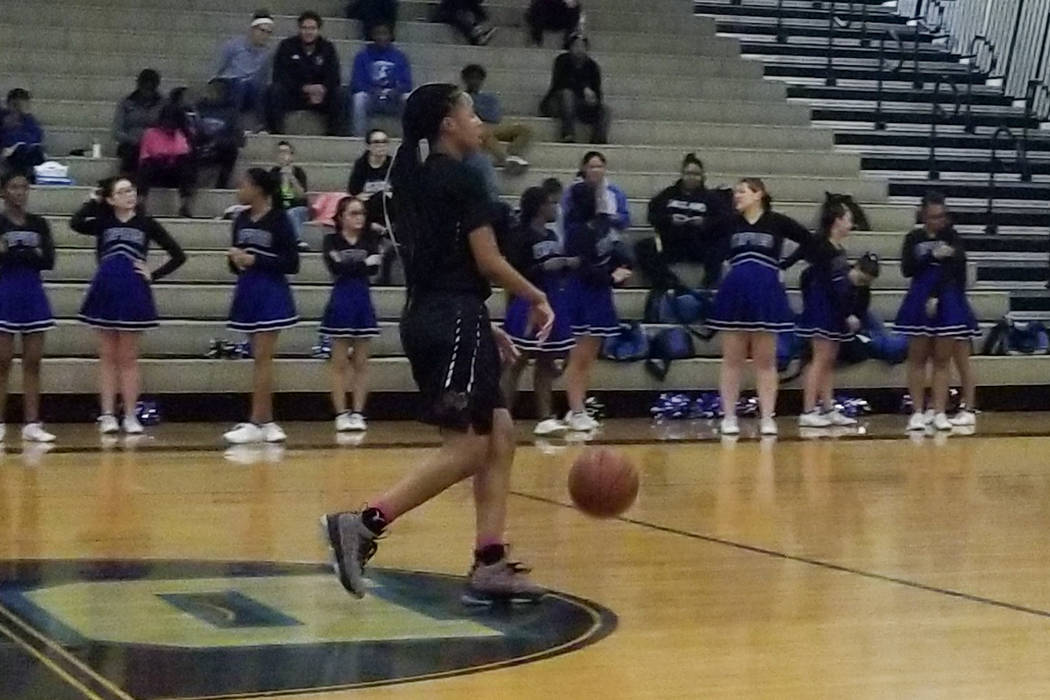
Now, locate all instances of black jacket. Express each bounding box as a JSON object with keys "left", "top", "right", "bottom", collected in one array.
[
  {"left": 542, "top": 52, "right": 602, "bottom": 107},
  {"left": 272, "top": 36, "right": 341, "bottom": 96},
  {"left": 647, "top": 181, "right": 729, "bottom": 259}
]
